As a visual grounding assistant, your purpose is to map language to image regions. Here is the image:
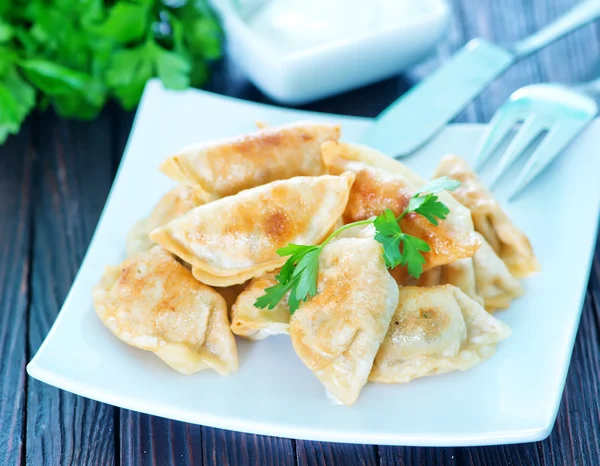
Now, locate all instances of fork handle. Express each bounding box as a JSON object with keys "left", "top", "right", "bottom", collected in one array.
[{"left": 511, "top": 0, "right": 600, "bottom": 58}]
